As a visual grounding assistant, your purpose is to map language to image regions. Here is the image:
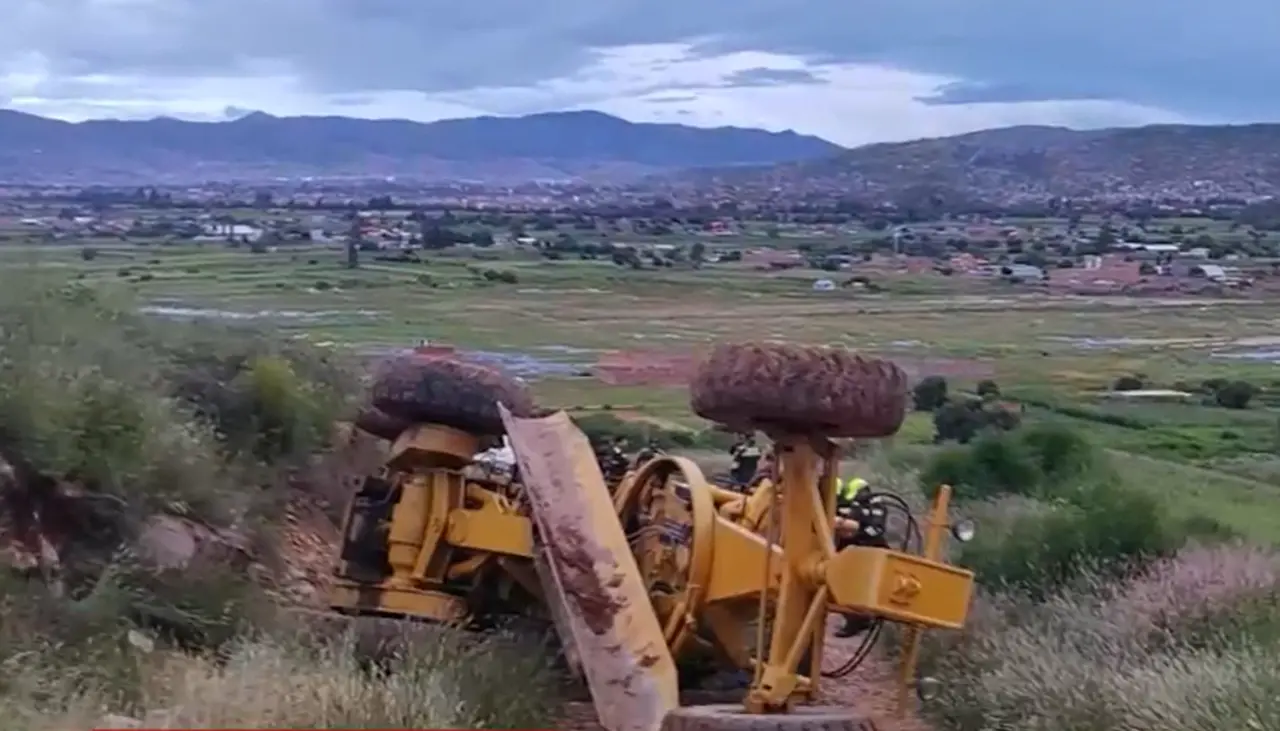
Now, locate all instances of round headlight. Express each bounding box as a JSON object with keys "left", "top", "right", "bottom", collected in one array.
[
  {"left": 916, "top": 676, "right": 942, "bottom": 702},
  {"left": 951, "top": 518, "right": 976, "bottom": 543}
]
